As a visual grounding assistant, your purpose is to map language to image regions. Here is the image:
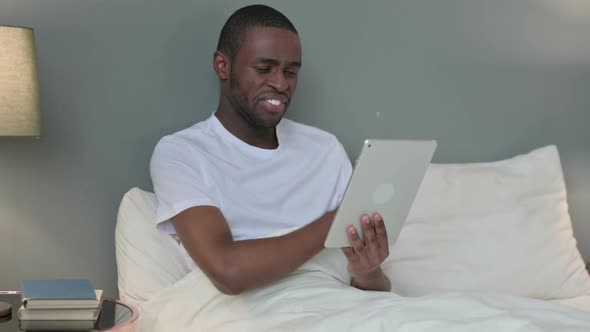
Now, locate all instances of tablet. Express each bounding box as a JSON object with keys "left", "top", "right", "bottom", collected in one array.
[{"left": 324, "top": 139, "right": 437, "bottom": 248}]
